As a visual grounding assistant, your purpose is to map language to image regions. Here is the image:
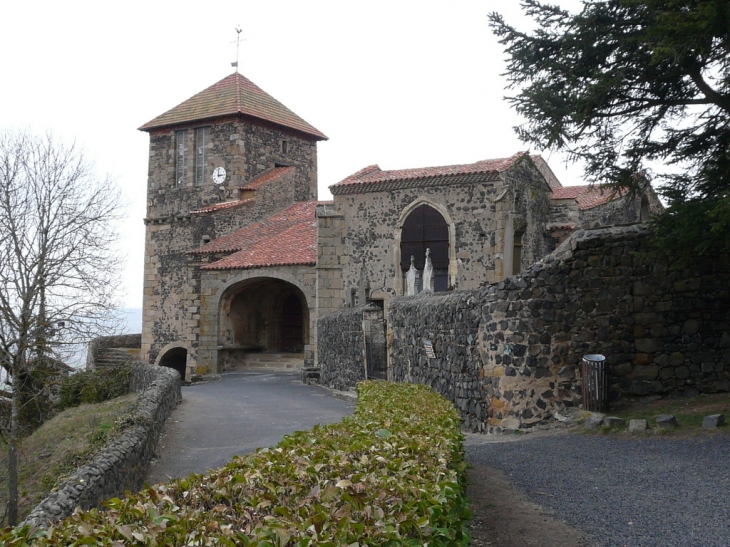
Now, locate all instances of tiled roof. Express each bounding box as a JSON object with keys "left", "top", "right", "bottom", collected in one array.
[
  {"left": 241, "top": 166, "right": 295, "bottom": 190},
  {"left": 139, "top": 73, "right": 327, "bottom": 141},
  {"left": 190, "top": 198, "right": 255, "bottom": 215},
  {"left": 550, "top": 185, "right": 625, "bottom": 210},
  {"left": 331, "top": 152, "right": 528, "bottom": 194},
  {"left": 192, "top": 201, "right": 317, "bottom": 270}
]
